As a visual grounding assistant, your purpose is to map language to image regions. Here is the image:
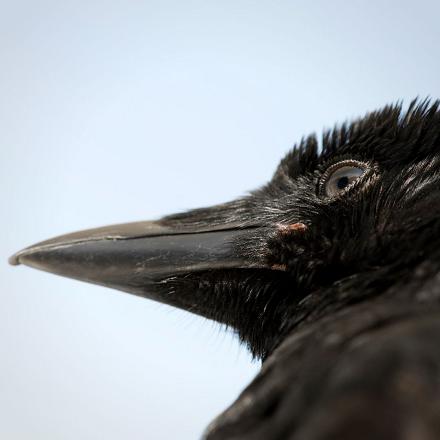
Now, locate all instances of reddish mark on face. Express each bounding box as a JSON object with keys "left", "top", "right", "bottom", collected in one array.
[
  {"left": 276, "top": 222, "right": 308, "bottom": 235},
  {"left": 271, "top": 263, "right": 288, "bottom": 271}
]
